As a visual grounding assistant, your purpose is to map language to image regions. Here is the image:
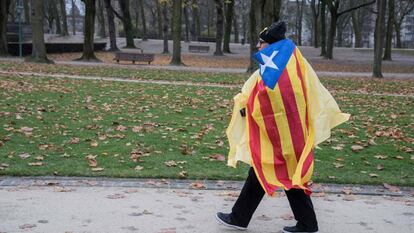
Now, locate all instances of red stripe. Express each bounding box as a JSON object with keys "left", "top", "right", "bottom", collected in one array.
[
  {"left": 301, "top": 150, "right": 314, "bottom": 177},
  {"left": 278, "top": 69, "right": 306, "bottom": 163},
  {"left": 256, "top": 80, "right": 292, "bottom": 189},
  {"left": 247, "top": 82, "right": 277, "bottom": 194},
  {"left": 294, "top": 49, "right": 309, "bottom": 129}
]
